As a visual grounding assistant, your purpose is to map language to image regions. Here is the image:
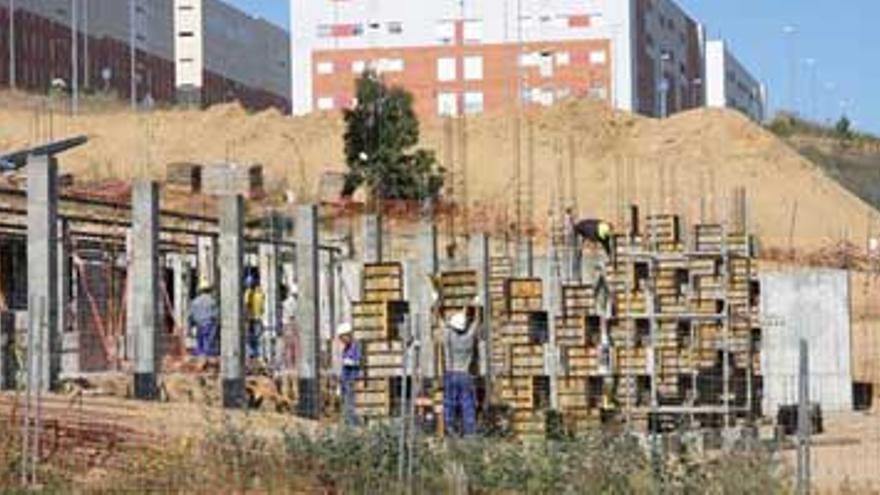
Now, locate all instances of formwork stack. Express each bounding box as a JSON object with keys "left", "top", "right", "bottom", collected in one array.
[{"left": 351, "top": 262, "right": 409, "bottom": 421}]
